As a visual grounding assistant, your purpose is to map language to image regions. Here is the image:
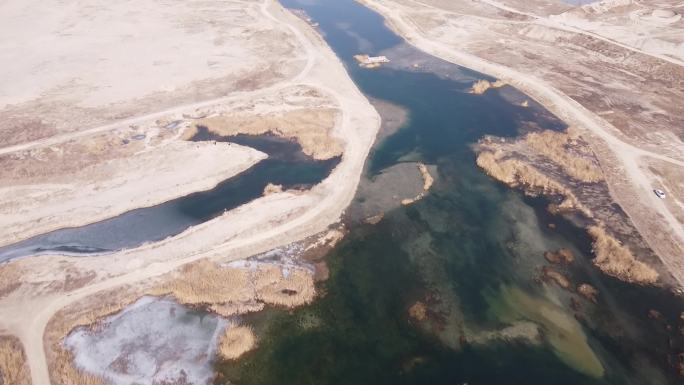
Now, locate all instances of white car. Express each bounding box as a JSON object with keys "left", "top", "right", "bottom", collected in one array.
[{"left": 654, "top": 189, "right": 667, "bottom": 199}]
